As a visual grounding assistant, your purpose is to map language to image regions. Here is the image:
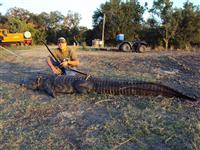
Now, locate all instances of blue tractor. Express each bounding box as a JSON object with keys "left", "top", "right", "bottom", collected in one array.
[{"left": 116, "top": 34, "right": 148, "bottom": 52}]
